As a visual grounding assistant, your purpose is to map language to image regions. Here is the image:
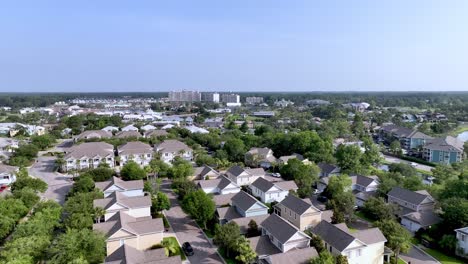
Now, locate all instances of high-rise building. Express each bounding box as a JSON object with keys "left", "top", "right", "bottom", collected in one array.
[
  {"left": 246, "top": 97, "right": 264, "bottom": 104},
  {"left": 221, "top": 93, "right": 240, "bottom": 104},
  {"left": 168, "top": 90, "right": 201, "bottom": 102},
  {"left": 201, "top": 92, "right": 220, "bottom": 103}
]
